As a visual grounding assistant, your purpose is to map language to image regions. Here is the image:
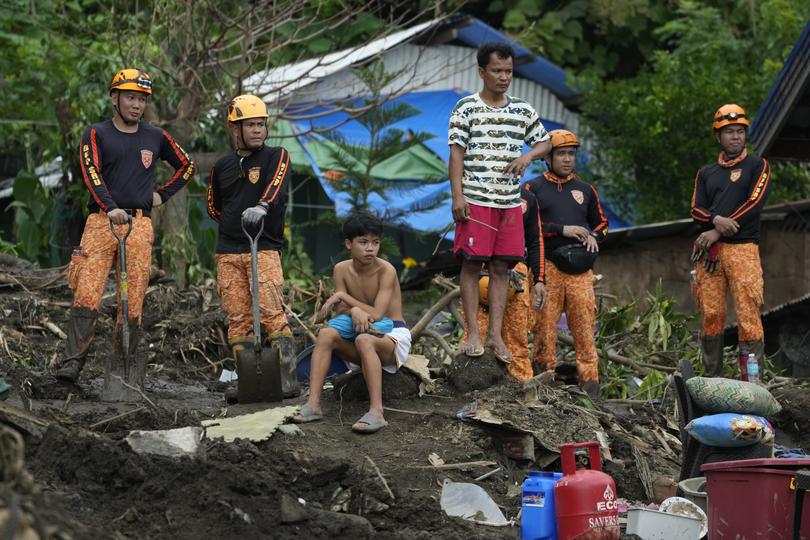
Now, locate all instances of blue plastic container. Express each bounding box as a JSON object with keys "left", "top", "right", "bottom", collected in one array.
[{"left": 521, "top": 471, "right": 563, "bottom": 540}]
